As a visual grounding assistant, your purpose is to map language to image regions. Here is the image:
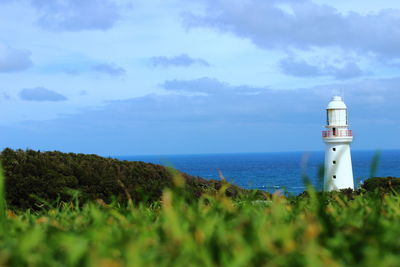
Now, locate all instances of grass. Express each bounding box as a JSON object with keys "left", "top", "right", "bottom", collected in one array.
[
  {"left": 0, "top": 165, "right": 5, "bottom": 235},
  {"left": 1, "top": 154, "right": 400, "bottom": 267},
  {"left": 0, "top": 176, "right": 400, "bottom": 266}
]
